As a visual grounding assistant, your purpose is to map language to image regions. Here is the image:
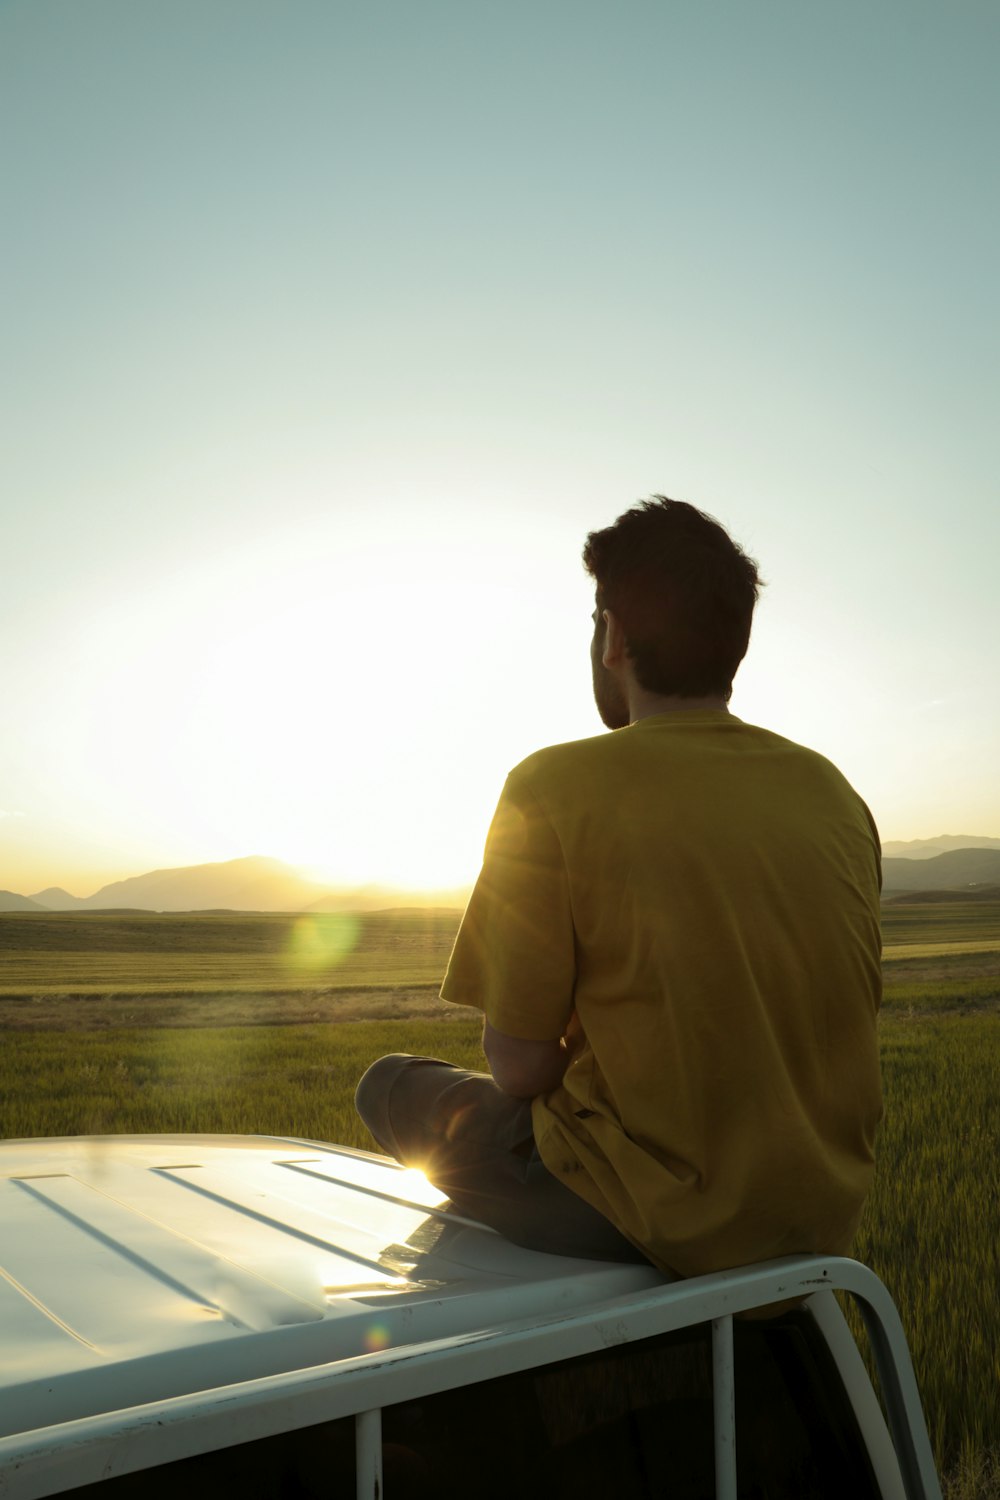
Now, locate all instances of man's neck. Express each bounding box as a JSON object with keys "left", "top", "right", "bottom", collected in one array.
[{"left": 628, "top": 690, "right": 730, "bottom": 723}]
